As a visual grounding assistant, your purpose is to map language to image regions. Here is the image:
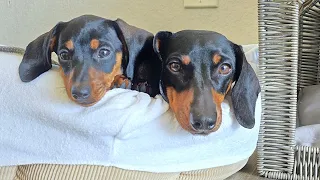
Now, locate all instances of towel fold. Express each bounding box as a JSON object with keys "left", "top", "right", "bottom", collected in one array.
[{"left": 0, "top": 44, "right": 261, "bottom": 173}]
